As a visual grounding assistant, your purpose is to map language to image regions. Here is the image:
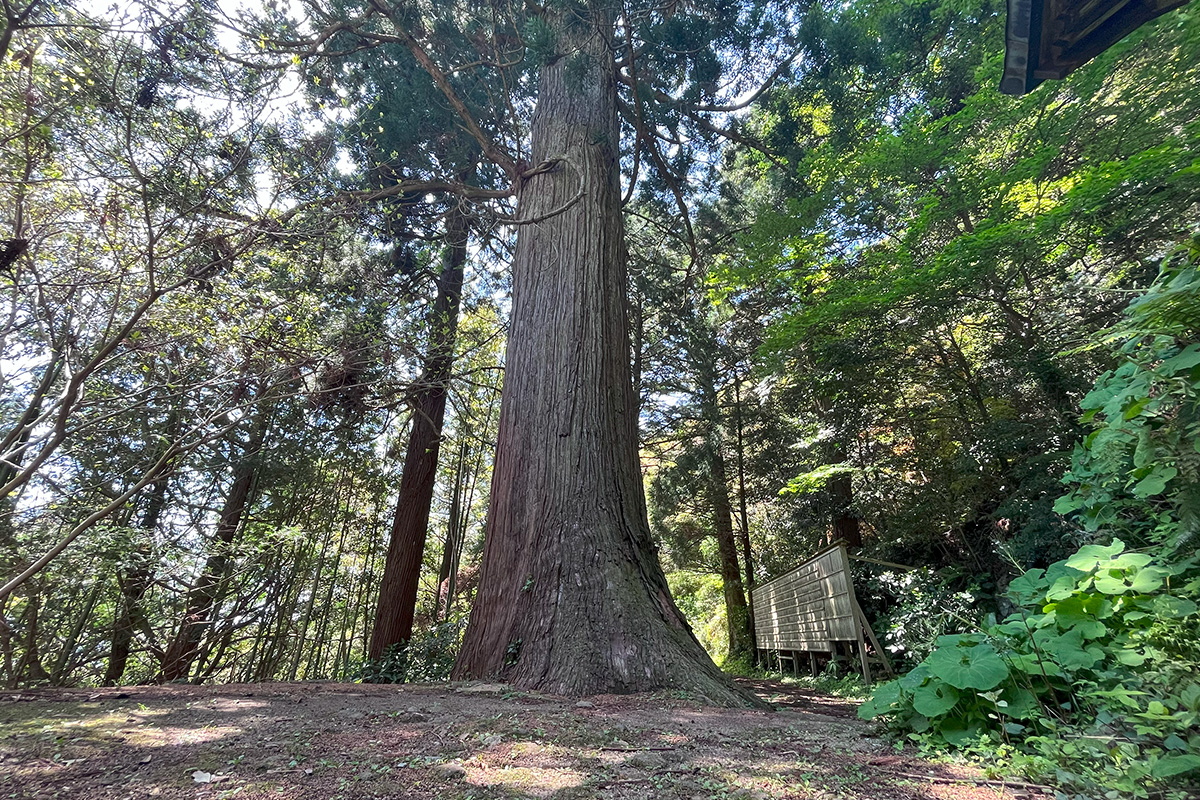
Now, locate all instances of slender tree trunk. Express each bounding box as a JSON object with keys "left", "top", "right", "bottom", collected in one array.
[
  {"left": 14, "top": 592, "right": 49, "bottom": 685},
  {"left": 104, "top": 545, "right": 154, "bottom": 686},
  {"left": 53, "top": 576, "right": 103, "bottom": 684},
  {"left": 731, "top": 375, "right": 756, "bottom": 649},
  {"left": 369, "top": 205, "right": 469, "bottom": 660},
  {"left": 707, "top": 439, "right": 754, "bottom": 661},
  {"left": 288, "top": 470, "right": 344, "bottom": 679},
  {"left": 698, "top": 353, "right": 752, "bottom": 661},
  {"left": 254, "top": 557, "right": 297, "bottom": 681},
  {"left": 308, "top": 514, "right": 351, "bottom": 675},
  {"left": 104, "top": 418, "right": 175, "bottom": 686},
  {"left": 434, "top": 437, "right": 467, "bottom": 622},
  {"left": 159, "top": 419, "right": 265, "bottom": 682},
  {"left": 451, "top": 19, "right": 755, "bottom": 705},
  {"left": 446, "top": 399, "right": 497, "bottom": 616}
]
